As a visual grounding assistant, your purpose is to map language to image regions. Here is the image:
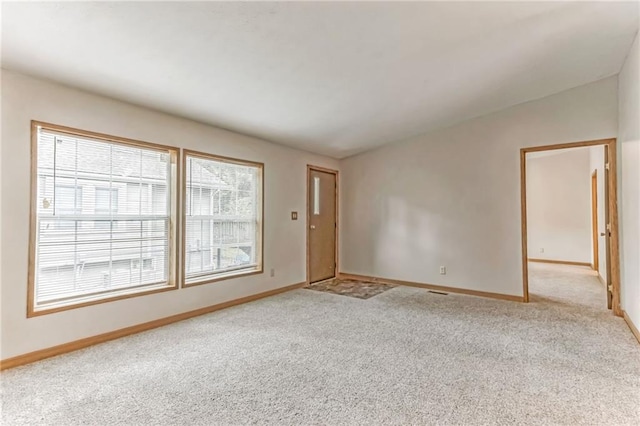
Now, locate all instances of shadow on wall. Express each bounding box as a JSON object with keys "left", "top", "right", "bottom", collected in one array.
[{"left": 373, "top": 195, "right": 440, "bottom": 277}]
